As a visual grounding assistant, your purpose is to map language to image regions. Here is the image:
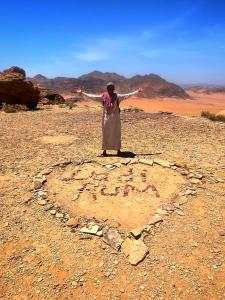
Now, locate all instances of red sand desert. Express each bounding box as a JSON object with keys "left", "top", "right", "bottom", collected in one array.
[
  {"left": 121, "top": 91, "right": 225, "bottom": 116},
  {"left": 65, "top": 91, "right": 225, "bottom": 116}
]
